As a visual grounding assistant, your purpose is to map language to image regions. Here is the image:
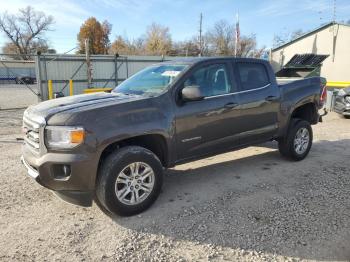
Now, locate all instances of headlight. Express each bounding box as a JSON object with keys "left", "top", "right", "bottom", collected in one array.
[{"left": 45, "top": 126, "right": 85, "bottom": 149}]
